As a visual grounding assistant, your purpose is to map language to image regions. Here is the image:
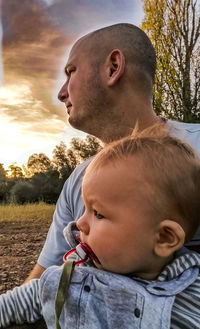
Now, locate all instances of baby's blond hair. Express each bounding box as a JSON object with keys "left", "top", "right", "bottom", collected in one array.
[{"left": 85, "top": 125, "right": 200, "bottom": 242}]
